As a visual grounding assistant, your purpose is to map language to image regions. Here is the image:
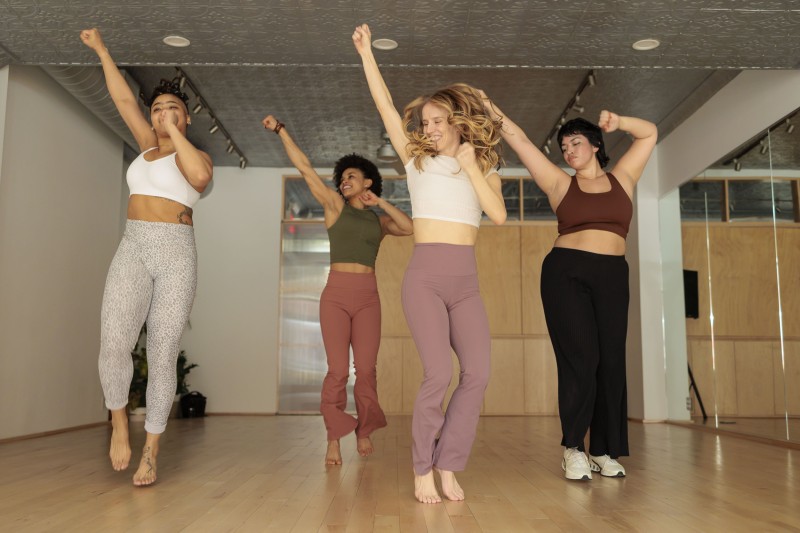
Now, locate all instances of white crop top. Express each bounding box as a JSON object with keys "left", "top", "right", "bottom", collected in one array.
[
  {"left": 126, "top": 148, "right": 201, "bottom": 208},
  {"left": 404, "top": 155, "right": 487, "bottom": 228}
]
